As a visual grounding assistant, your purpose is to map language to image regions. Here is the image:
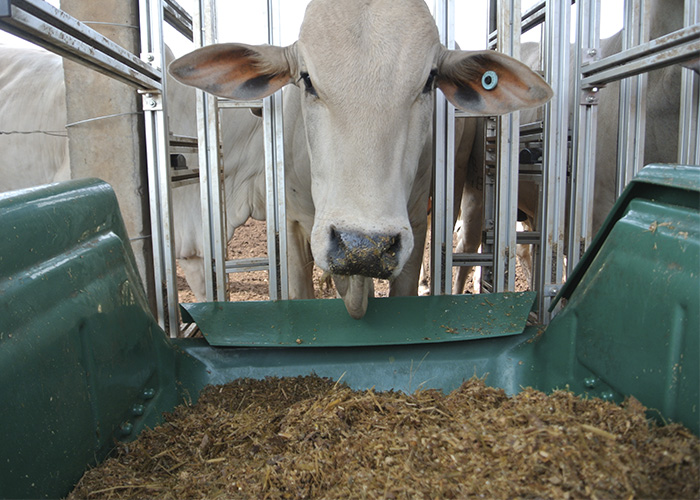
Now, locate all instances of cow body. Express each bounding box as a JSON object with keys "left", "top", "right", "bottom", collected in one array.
[
  {"left": 0, "top": 46, "right": 70, "bottom": 191},
  {"left": 453, "top": 0, "right": 695, "bottom": 294},
  {"left": 170, "top": 0, "right": 551, "bottom": 318}
]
